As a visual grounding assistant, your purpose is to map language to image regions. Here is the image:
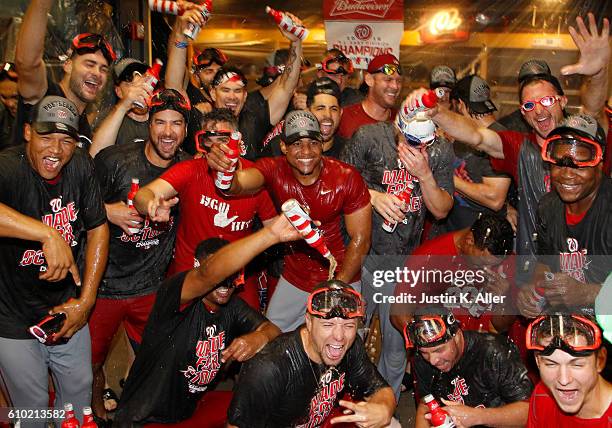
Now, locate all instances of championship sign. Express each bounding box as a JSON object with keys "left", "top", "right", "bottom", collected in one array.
[{"left": 323, "top": 0, "right": 404, "bottom": 69}]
